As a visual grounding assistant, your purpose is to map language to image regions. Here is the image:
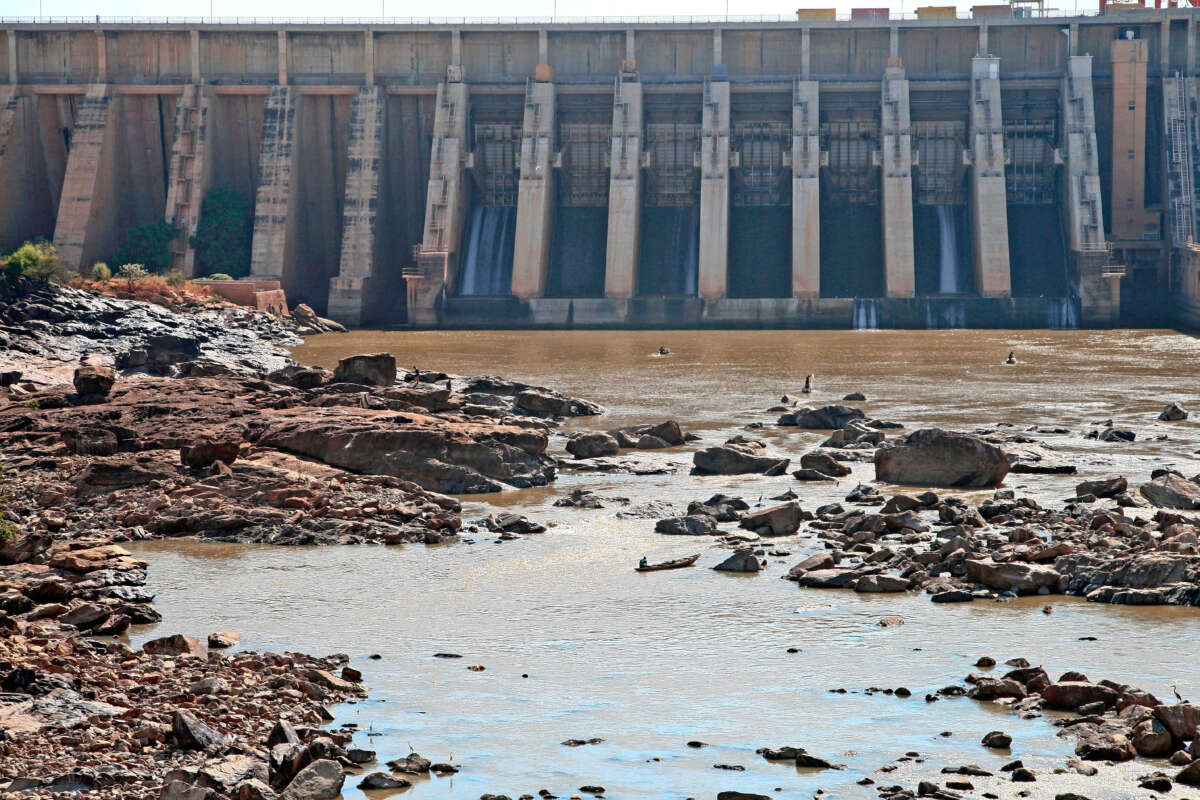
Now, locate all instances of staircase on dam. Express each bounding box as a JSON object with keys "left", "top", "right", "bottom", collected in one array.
[
  {"left": 1165, "top": 76, "right": 1198, "bottom": 248},
  {"left": 164, "top": 85, "right": 210, "bottom": 276},
  {"left": 249, "top": 86, "right": 298, "bottom": 283}
]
